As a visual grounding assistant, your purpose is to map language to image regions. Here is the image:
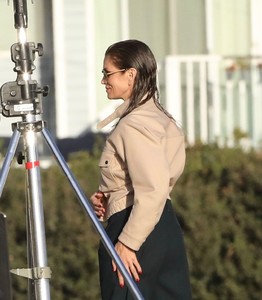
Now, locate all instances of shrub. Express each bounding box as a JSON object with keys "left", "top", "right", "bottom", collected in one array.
[{"left": 1, "top": 143, "right": 261, "bottom": 299}]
